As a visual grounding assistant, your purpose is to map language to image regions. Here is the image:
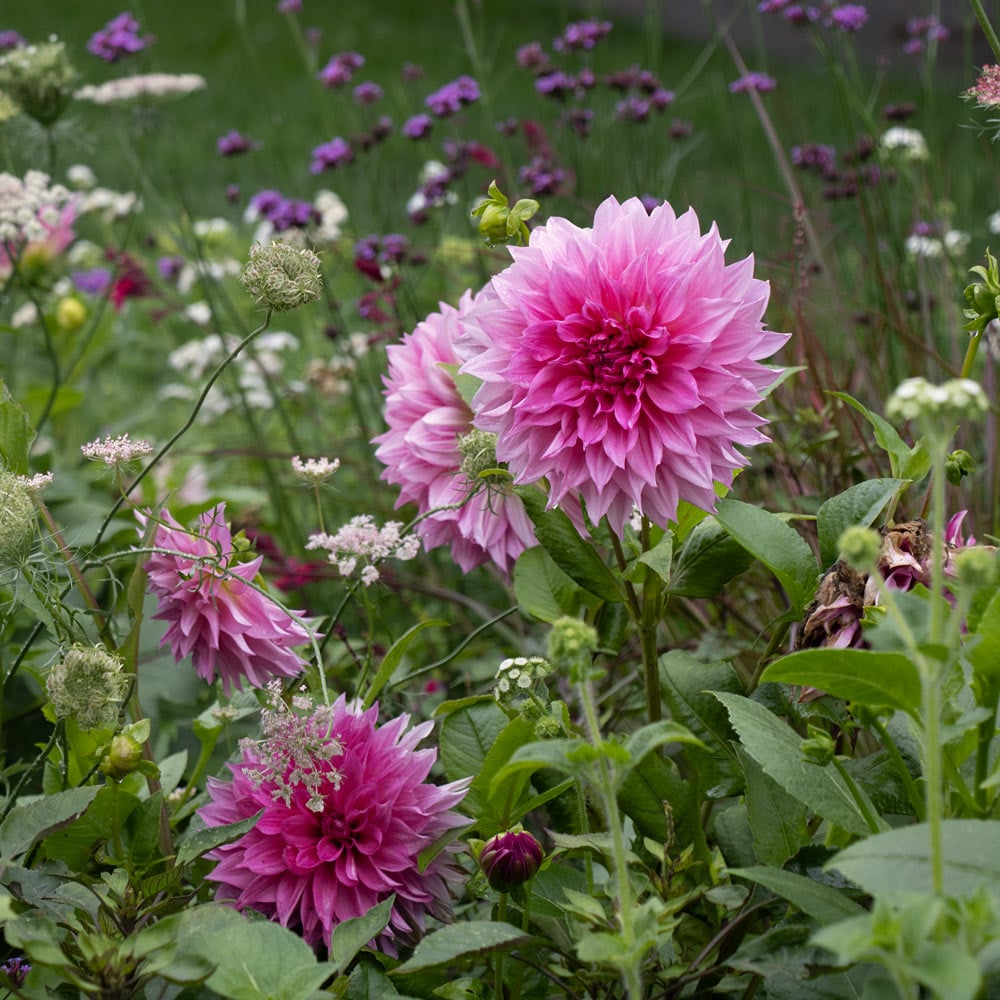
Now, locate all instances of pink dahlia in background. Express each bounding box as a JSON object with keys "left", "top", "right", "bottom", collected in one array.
[
  {"left": 457, "top": 195, "right": 787, "bottom": 534},
  {"left": 199, "top": 696, "right": 469, "bottom": 955},
  {"left": 373, "top": 290, "right": 537, "bottom": 574},
  {"left": 142, "top": 504, "right": 313, "bottom": 694}
]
